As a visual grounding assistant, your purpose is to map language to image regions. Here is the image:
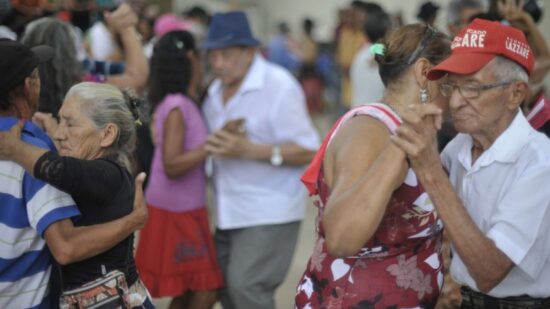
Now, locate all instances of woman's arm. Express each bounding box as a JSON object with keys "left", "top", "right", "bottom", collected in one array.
[
  {"left": 1, "top": 120, "right": 123, "bottom": 200},
  {"left": 162, "top": 108, "right": 208, "bottom": 178},
  {"left": 322, "top": 116, "right": 408, "bottom": 257},
  {"left": 33, "top": 152, "right": 123, "bottom": 201},
  {"left": 104, "top": 4, "right": 149, "bottom": 92}
]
